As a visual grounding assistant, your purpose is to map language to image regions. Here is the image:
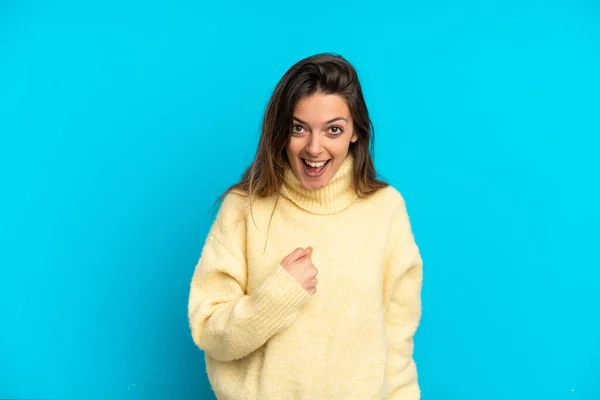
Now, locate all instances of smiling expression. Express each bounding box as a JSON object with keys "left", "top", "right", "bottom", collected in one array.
[{"left": 285, "top": 93, "right": 358, "bottom": 190}]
